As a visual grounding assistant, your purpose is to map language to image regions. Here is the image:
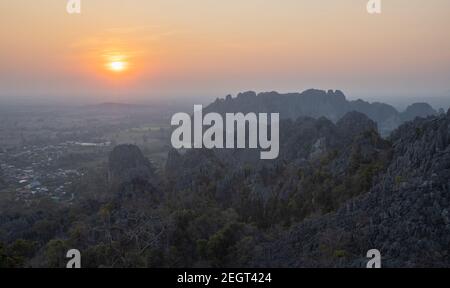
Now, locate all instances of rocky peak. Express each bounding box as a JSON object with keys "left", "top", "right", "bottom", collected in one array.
[
  {"left": 327, "top": 89, "right": 346, "bottom": 101},
  {"left": 237, "top": 91, "right": 257, "bottom": 99},
  {"left": 203, "top": 89, "right": 408, "bottom": 135},
  {"left": 108, "top": 144, "right": 156, "bottom": 191},
  {"left": 165, "top": 149, "right": 182, "bottom": 177},
  {"left": 336, "top": 111, "right": 378, "bottom": 137},
  {"left": 0, "top": 166, "right": 4, "bottom": 188},
  {"left": 401, "top": 102, "right": 437, "bottom": 122}
]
